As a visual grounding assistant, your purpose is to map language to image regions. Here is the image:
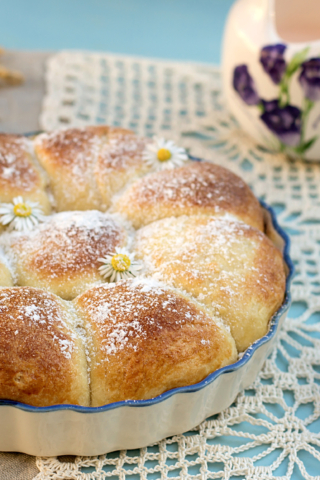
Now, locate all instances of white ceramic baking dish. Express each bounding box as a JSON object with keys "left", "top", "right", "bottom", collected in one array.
[{"left": 0, "top": 150, "right": 294, "bottom": 455}]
